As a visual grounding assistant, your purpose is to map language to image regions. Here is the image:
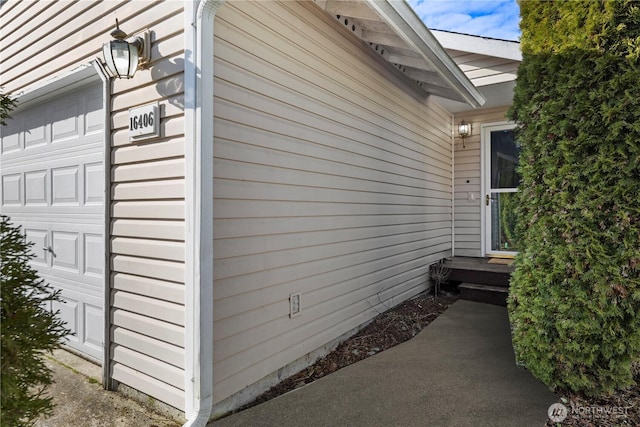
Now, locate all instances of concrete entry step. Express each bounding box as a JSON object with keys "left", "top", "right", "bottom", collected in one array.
[{"left": 459, "top": 282, "right": 508, "bottom": 306}]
